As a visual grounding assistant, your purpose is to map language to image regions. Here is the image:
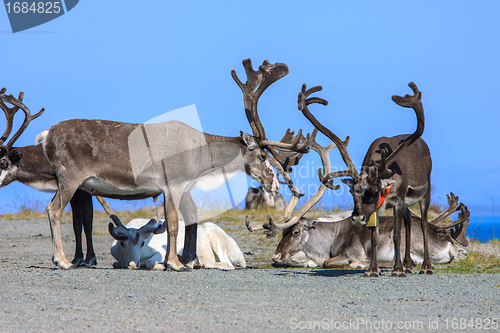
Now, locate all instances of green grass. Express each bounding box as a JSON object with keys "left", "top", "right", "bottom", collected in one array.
[{"left": 434, "top": 251, "right": 500, "bottom": 274}]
